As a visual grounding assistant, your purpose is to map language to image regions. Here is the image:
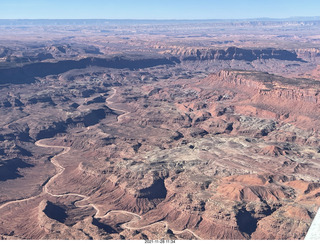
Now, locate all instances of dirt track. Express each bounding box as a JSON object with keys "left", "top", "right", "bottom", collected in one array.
[{"left": 0, "top": 87, "right": 202, "bottom": 240}]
